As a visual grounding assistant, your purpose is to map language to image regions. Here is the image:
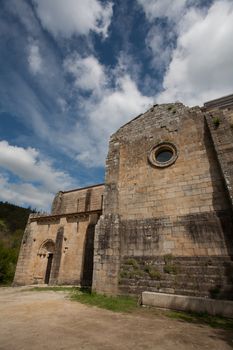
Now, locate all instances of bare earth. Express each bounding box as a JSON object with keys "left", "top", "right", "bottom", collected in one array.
[{"left": 0, "top": 288, "right": 232, "bottom": 350}]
